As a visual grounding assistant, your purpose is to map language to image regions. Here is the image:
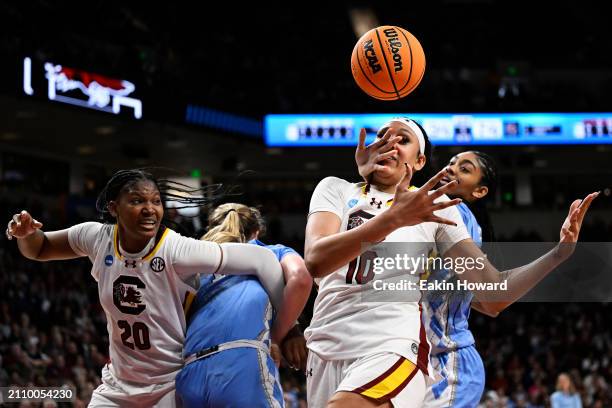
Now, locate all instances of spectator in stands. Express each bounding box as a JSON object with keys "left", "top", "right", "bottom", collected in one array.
[{"left": 550, "top": 372, "right": 583, "bottom": 408}]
